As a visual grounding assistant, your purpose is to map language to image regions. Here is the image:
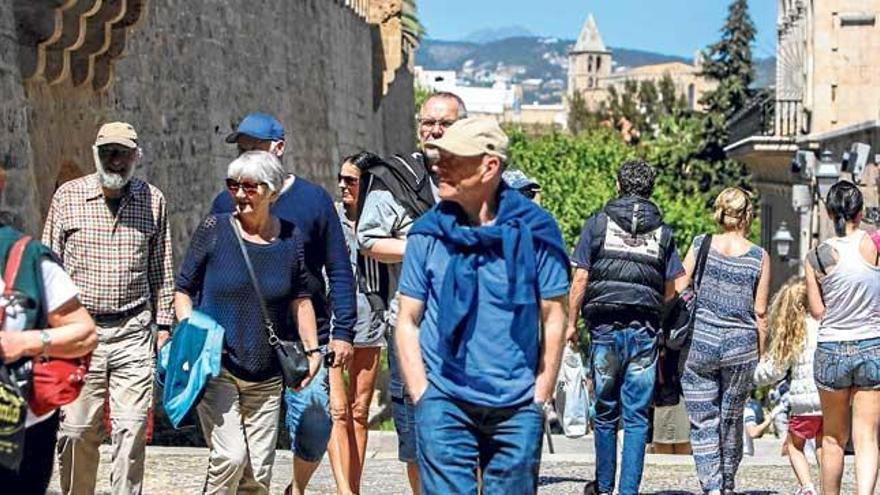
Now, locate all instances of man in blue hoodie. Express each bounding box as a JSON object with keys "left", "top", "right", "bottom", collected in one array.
[
  {"left": 395, "top": 118, "right": 570, "bottom": 493},
  {"left": 210, "top": 113, "right": 356, "bottom": 495},
  {"left": 566, "top": 160, "right": 687, "bottom": 495}
]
